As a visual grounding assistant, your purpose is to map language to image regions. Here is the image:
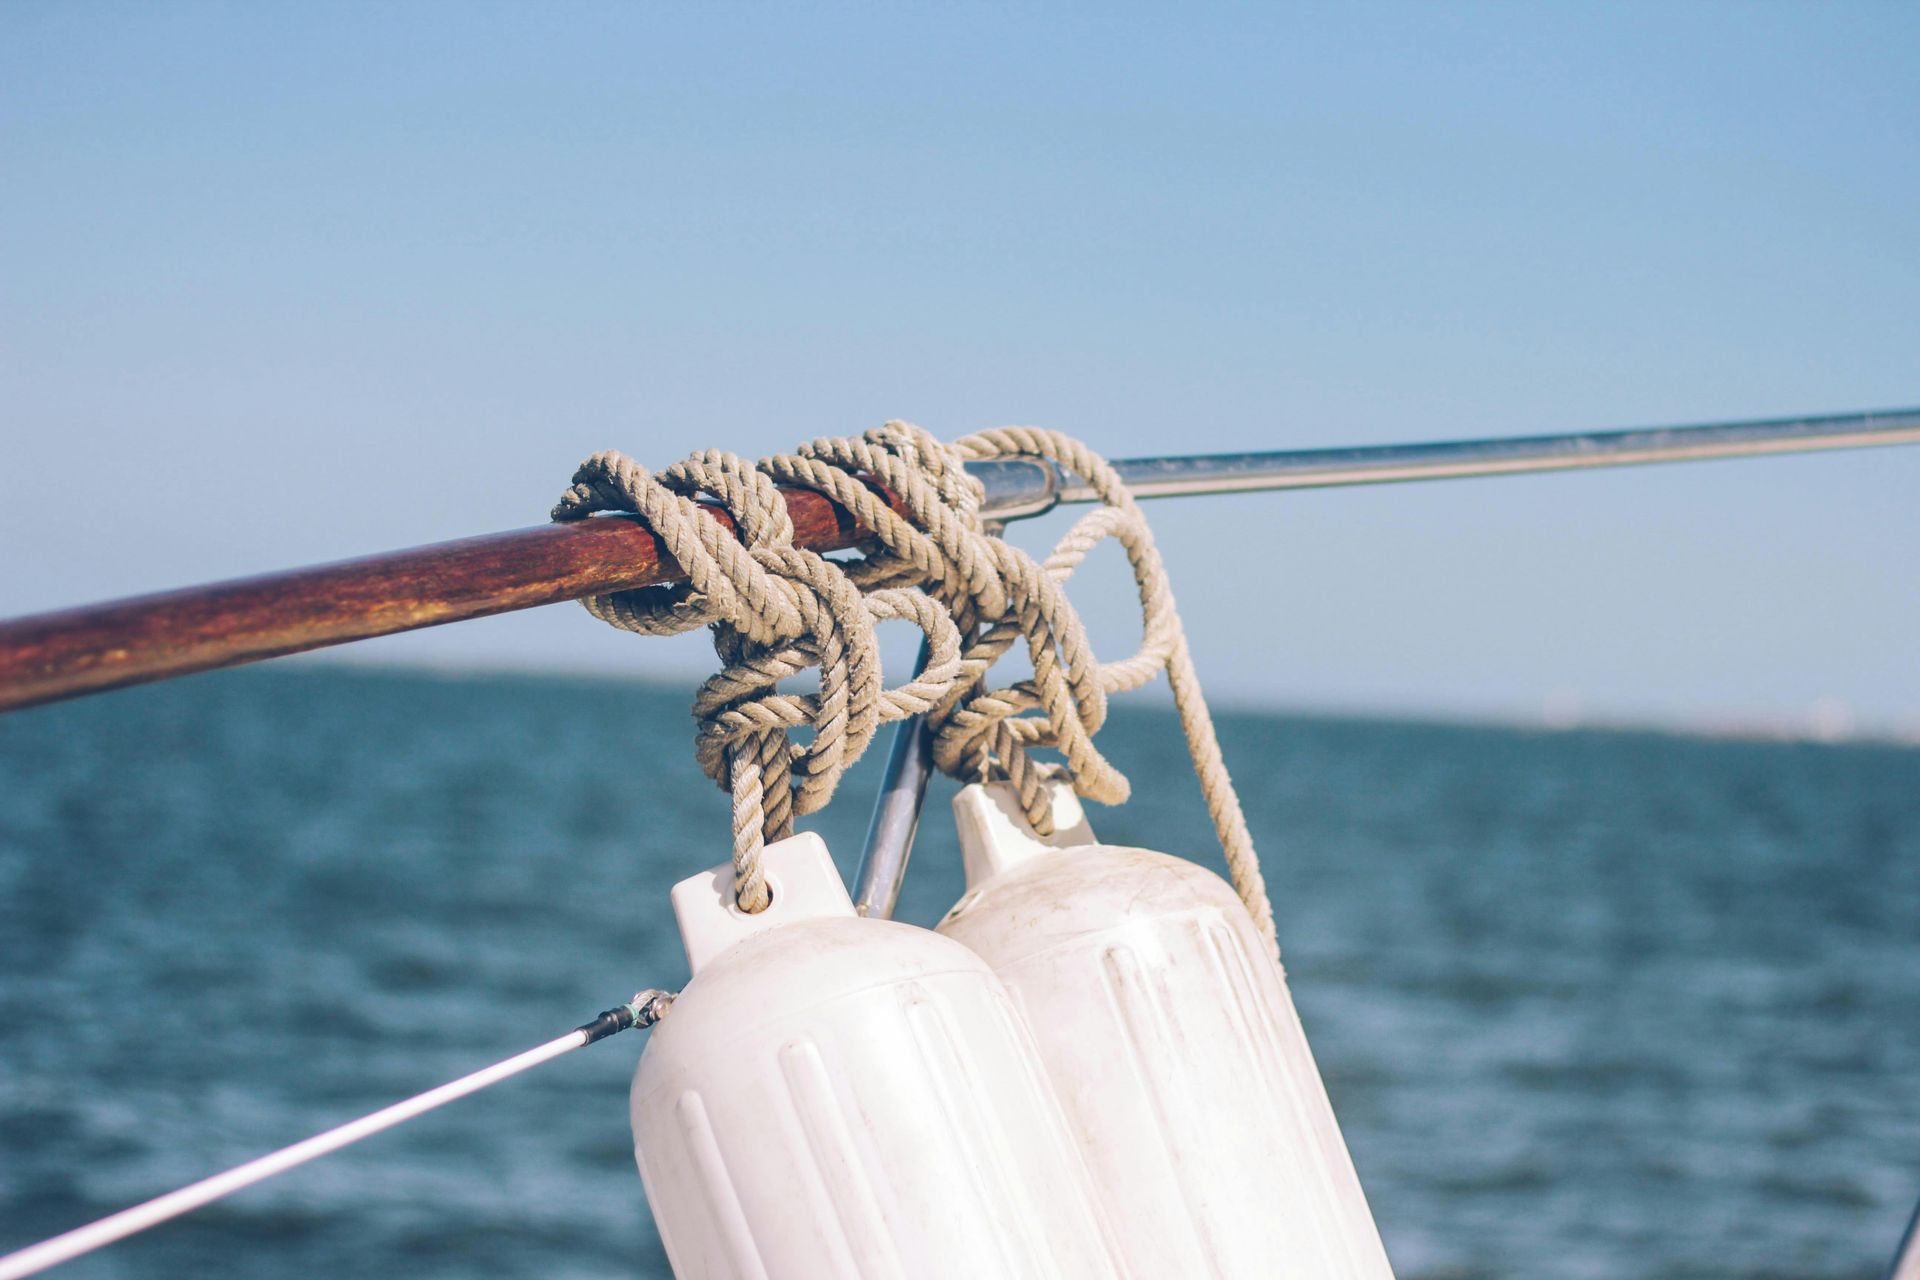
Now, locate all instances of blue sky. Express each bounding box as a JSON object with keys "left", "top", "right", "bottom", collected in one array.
[{"left": 3, "top": 3, "right": 1916, "bottom": 729}]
